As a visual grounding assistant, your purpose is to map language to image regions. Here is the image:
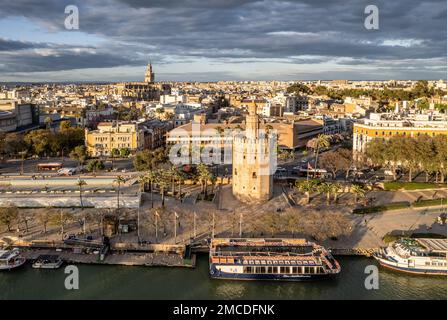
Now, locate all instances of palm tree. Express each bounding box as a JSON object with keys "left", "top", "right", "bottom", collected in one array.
[
  {"left": 313, "top": 134, "right": 331, "bottom": 177},
  {"left": 155, "top": 170, "right": 169, "bottom": 207},
  {"left": 114, "top": 175, "right": 126, "bottom": 210},
  {"left": 350, "top": 184, "right": 366, "bottom": 204},
  {"left": 169, "top": 166, "right": 181, "bottom": 197},
  {"left": 197, "top": 163, "right": 212, "bottom": 198},
  {"left": 317, "top": 182, "right": 333, "bottom": 205},
  {"left": 76, "top": 179, "right": 87, "bottom": 209},
  {"left": 294, "top": 180, "right": 317, "bottom": 205},
  {"left": 145, "top": 170, "right": 157, "bottom": 207},
  {"left": 330, "top": 183, "right": 343, "bottom": 204}
]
